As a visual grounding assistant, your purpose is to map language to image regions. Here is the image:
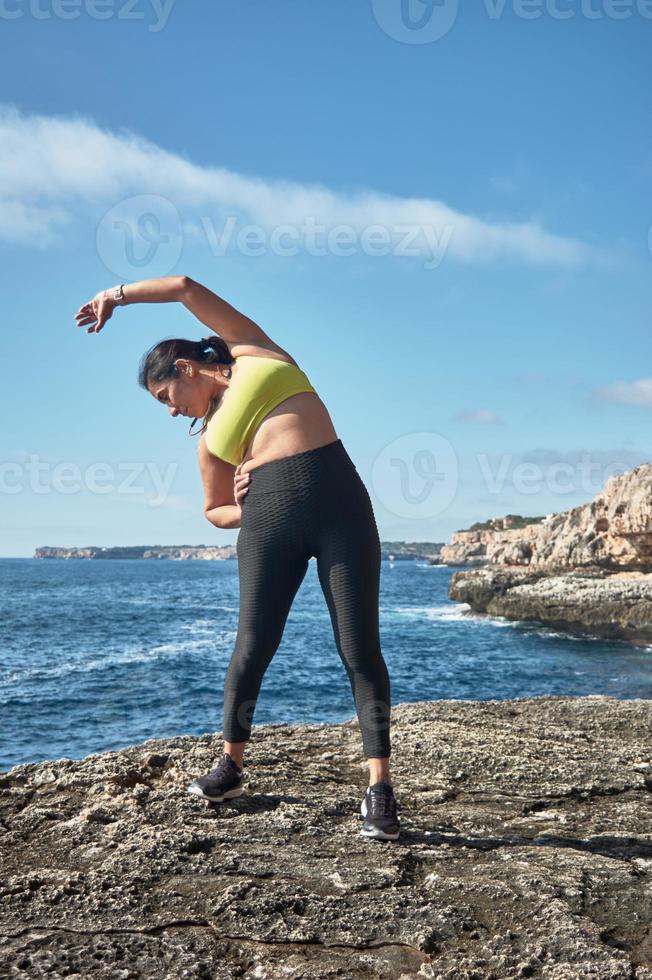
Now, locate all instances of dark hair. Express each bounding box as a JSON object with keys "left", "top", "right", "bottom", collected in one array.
[{"left": 138, "top": 335, "right": 234, "bottom": 436}]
